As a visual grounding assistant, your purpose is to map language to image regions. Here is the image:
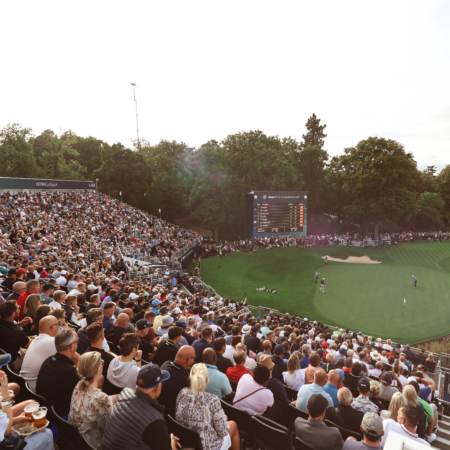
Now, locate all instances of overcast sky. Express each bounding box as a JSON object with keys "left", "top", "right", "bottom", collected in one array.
[{"left": 1, "top": 1, "right": 449, "bottom": 171}]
